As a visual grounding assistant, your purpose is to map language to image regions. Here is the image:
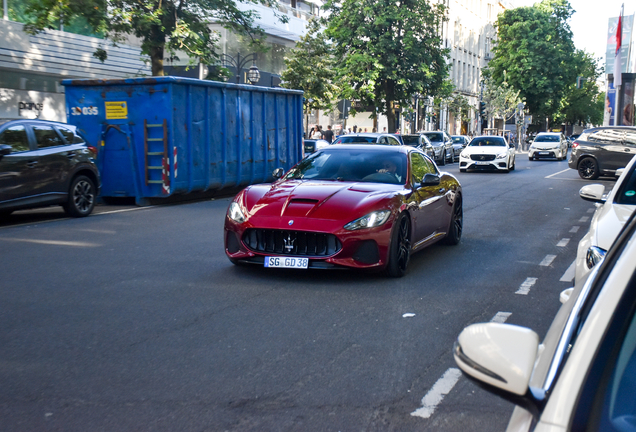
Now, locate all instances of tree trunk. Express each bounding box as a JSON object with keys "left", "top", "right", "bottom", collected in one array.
[
  {"left": 149, "top": 24, "right": 165, "bottom": 76},
  {"left": 386, "top": 101, "right": 396, "bottom": 133}
]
